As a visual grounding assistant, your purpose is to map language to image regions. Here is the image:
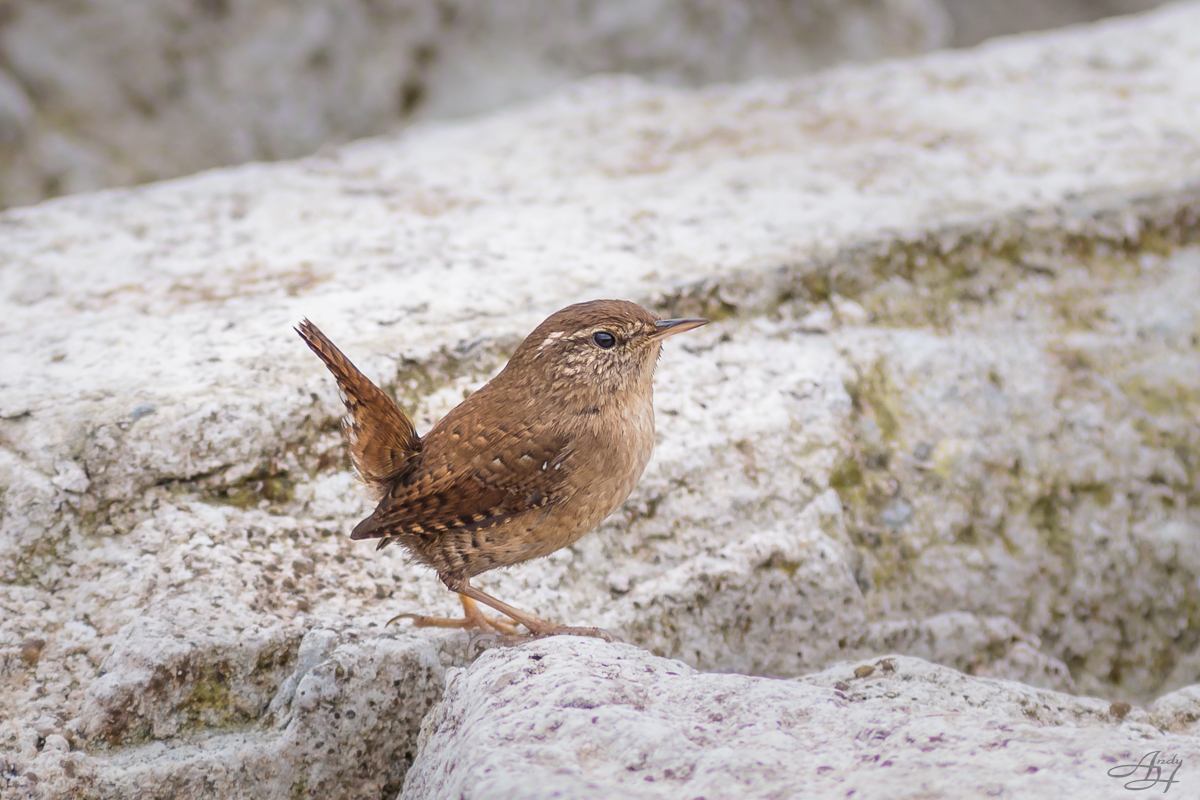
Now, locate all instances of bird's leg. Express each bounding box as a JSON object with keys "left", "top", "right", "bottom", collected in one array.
[
  {"left": 453, "top": 580, "right": 621, "bottom": 643},
  {"left": 387, "top": 594, "right": 519, "bottom": 635}
]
